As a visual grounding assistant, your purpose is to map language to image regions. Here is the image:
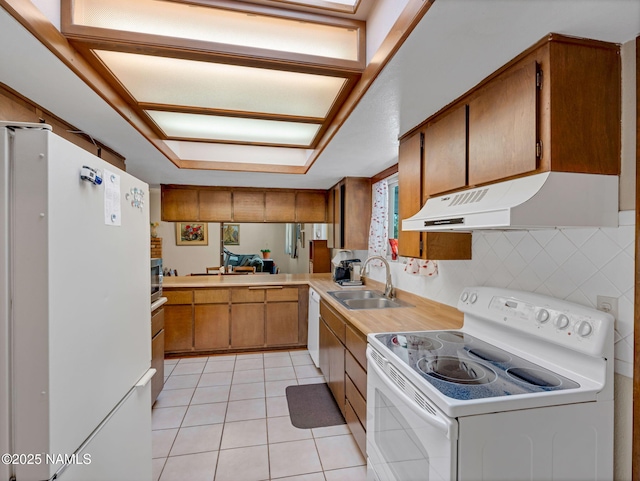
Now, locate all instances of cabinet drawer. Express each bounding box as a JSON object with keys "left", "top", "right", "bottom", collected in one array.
[
  {"left": 345, "top": 399, "right": 366, "bottom": 457},
  {"left": 266, "top": 287, "right": 299, "bottom": 302},
  {"left": 164, "top": 290, "right": 193, "bottom": 305},
  {"left": 345, "top": 351, "right": 367, "bottom": 401},
  {"left": 151, "top": 307, "right": 165, "bottom": 338},
  {"left": 194, "top": 289, "right": 230, "bottom": 304},
  {"left": 320, "top": 300, "right": 345, "bottom": 343},
  {"left": 346, "top": 375, "right": 367, "bottom": 427},
  {"left": 346, "top": 326, "right": 367, "bottom": 370},
  {"left": 231, "top": 288, "right": 265, "bottom": 303}
]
